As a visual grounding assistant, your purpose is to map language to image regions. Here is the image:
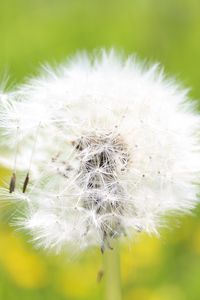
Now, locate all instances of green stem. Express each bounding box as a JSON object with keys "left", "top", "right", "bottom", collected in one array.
[{"left": 103, "top": 240, "right": 122, "bottom": 300}]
